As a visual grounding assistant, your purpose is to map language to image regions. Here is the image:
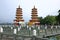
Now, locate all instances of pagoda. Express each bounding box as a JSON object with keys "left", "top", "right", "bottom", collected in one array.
[
  {"left": 28, "top": 6, "right": 40, "bottom": 26},
  {"left": 14, "top": 5, "right": 24, "bottom": 26}
]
